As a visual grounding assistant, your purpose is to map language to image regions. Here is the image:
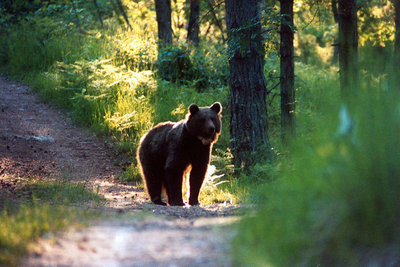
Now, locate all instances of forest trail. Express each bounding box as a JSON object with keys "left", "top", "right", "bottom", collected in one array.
[{"left": 0, "top": 76, "right": 238, "bottom": 266}]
